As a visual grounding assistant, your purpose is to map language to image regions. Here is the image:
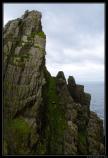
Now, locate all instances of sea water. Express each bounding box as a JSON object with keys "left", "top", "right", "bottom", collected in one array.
[
  {"left": 83, "top": 82, "right": 104, "bottom": 120},
  {"left": 77, "top": 81, "right": 105, "bottom": 137},
  {"left": 80, "top": 82, "right": 105, "bottom": 131}
]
